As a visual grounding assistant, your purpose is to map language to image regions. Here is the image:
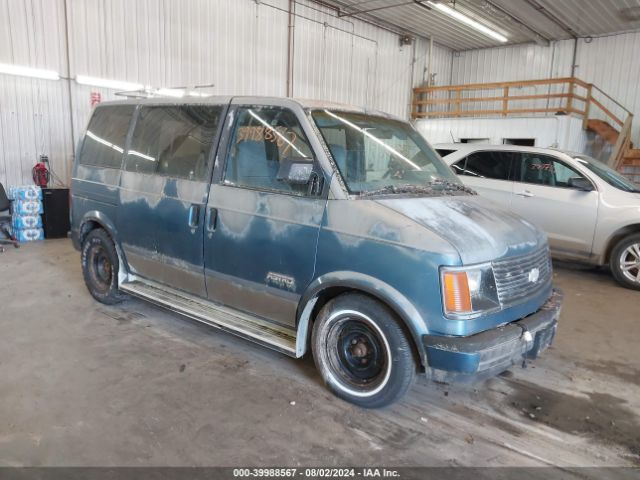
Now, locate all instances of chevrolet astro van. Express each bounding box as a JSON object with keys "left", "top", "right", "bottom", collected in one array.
[{"left": 71, "top": 97, "right": 562, "bottom": 408}]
